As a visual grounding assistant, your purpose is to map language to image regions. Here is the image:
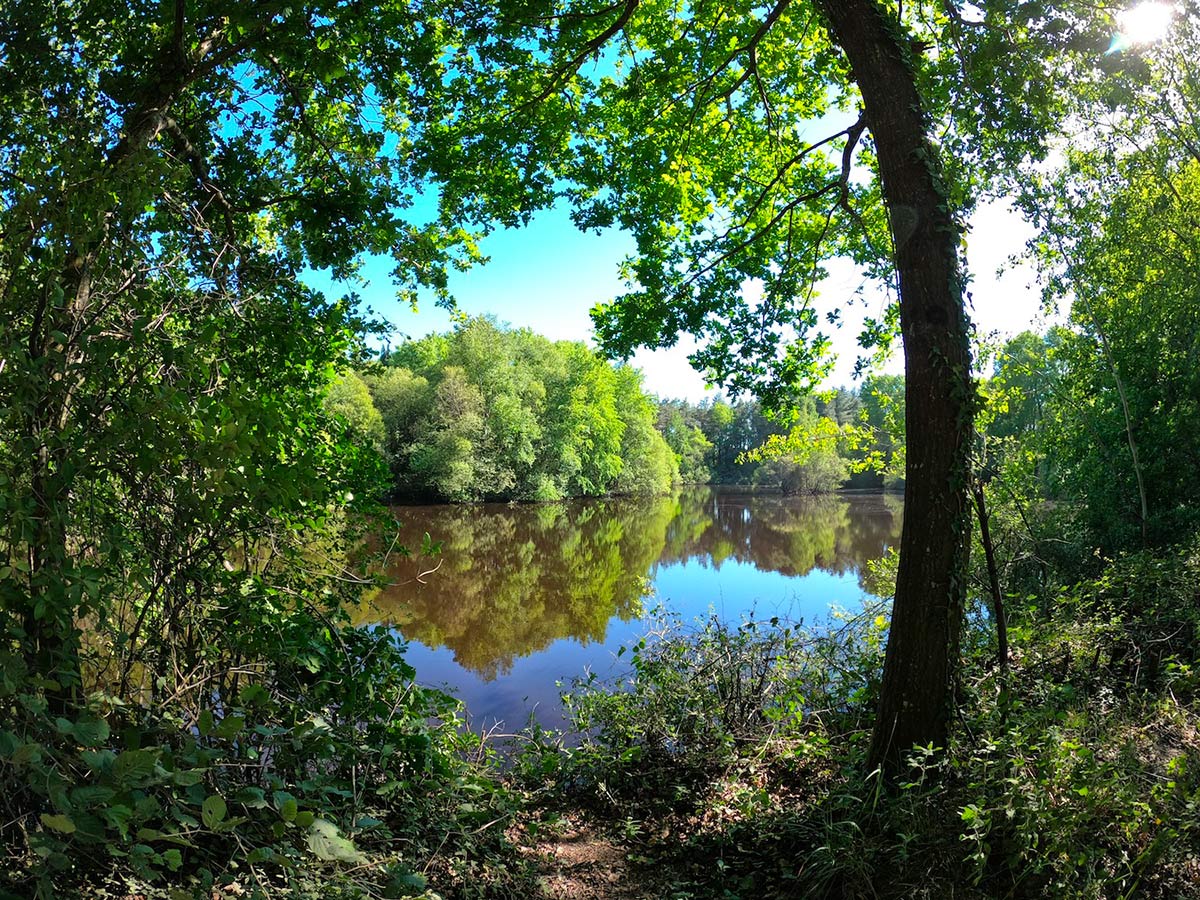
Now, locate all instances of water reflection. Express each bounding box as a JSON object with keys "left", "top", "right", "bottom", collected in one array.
[
  {"left": 349, "top": 489, "right": 902, "bottom": 693},
  {"left": 350, "top": 497, "right": 674, "bottom": 679},
  {"left": 661, "top": 490, "right": 902, "bottom": 578}
]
